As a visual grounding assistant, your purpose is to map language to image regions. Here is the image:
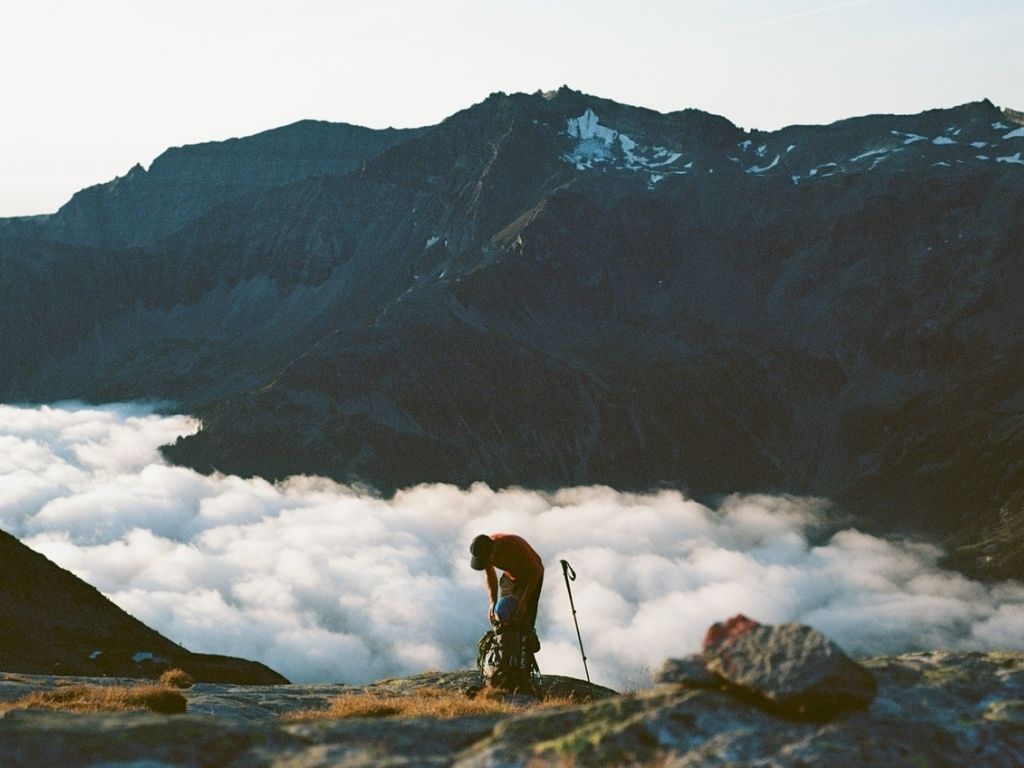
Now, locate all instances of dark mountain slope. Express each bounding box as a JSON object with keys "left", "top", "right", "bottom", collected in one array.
[
  {"left": 163, "top": 153, "right": 1024, "bottom": 529},
  {"left": 38, "top": 120, "right": 426, "bottom": 249},
  {"left": 2, "top": 89, "right": 1024, "bottom": 579},
  {"left": 0, "top": 529, "right": 286, "bottom": 683}
]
